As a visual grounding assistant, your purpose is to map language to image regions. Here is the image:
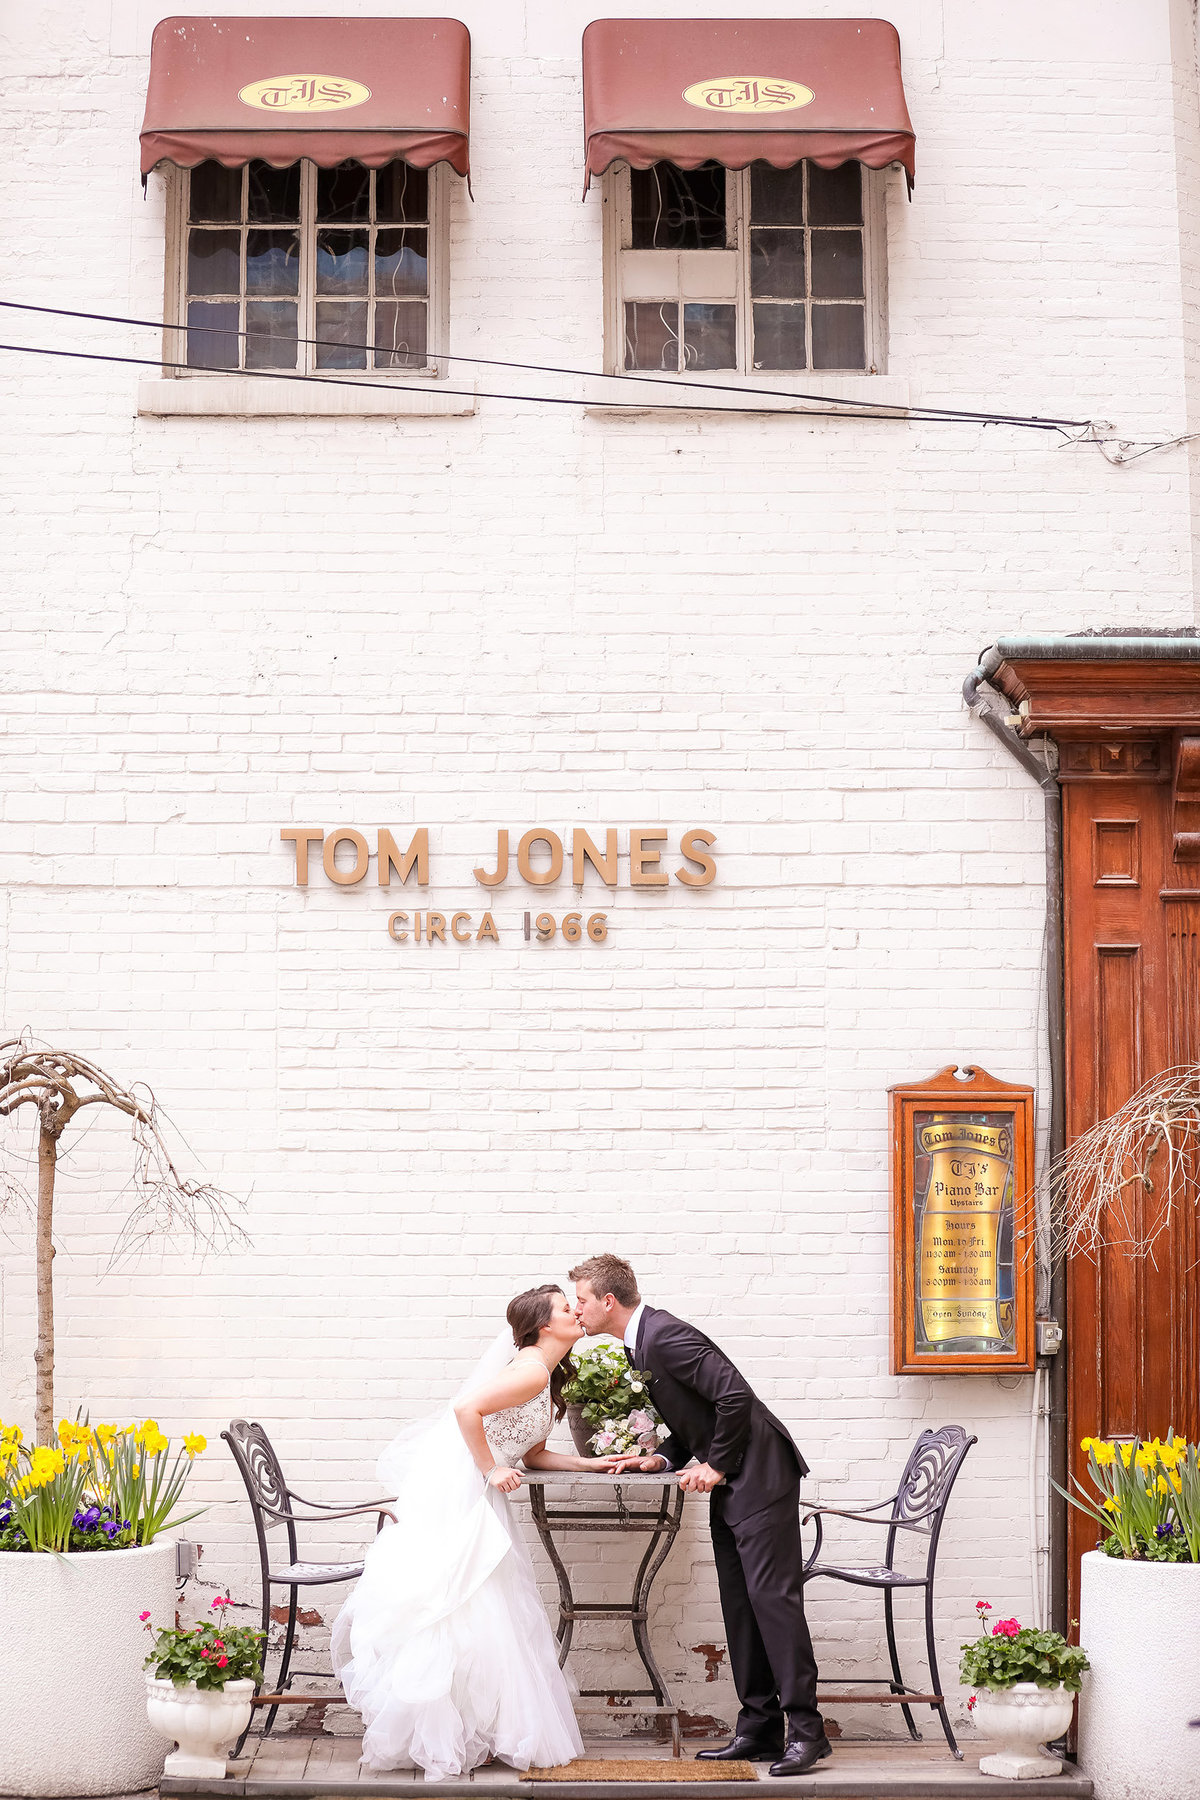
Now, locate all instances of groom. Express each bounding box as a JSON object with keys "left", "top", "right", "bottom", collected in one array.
[{"left": 569, "top": 1255, "right": 829, "bottom": 1776}]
